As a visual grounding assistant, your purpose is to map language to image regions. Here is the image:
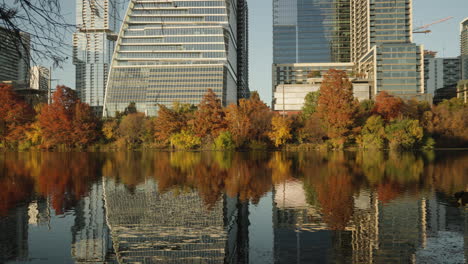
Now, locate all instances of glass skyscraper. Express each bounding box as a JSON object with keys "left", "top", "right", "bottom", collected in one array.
[
  {"left": 273, "top": 0, "right": 351, "bottom": 64},
  {"left": 351, "top": 0, "right": 425, "bottom": 96},
  {"left": 103, "top": 0, "right": 249, "bottom": 116},
  {"left": 73, "top": 0, "right": 118, "bottom": 113}
]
